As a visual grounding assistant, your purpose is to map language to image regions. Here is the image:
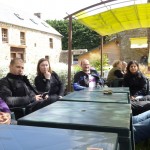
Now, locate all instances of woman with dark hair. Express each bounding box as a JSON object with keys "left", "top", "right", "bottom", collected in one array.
[
  {"left": 34, "top": 58, "right": 65, "bottom": 104},
  {"left": 124, "top": 60, "right": 147, "bottom": 99},
  {"left": 123, "top": 61, "right": 150, "bottom": 116}
]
